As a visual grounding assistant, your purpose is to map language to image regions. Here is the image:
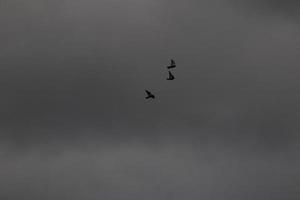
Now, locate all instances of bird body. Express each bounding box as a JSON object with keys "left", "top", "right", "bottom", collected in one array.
[{"left": 167, "top": 71, "right": 175, "bottom": 80}]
